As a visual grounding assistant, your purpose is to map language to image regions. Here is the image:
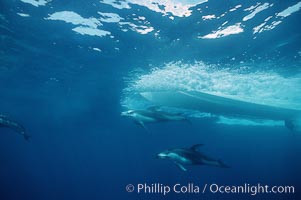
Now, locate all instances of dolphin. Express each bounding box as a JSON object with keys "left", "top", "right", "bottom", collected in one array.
[
  {"left": 0, "top": 114, "right": 30, "bottom": 141},
  {"left": 140, "top": 91, "right": 301, "bottom": 132},
  {"left": 121, "top": 107, "right": 188, "bottom": 128},
  {"left": 157, "top": 144, "right": 229, "bottom": 171}
]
